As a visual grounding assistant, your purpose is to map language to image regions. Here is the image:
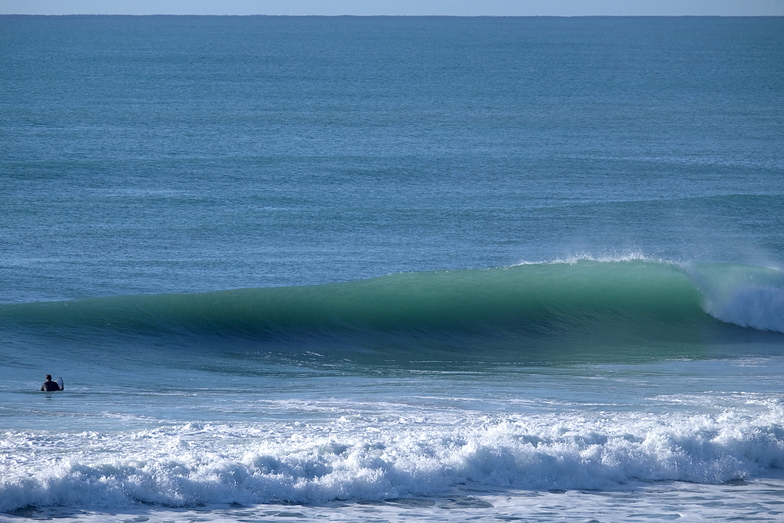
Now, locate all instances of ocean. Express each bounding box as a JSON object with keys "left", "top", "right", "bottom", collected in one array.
[{"left": 1, "top": 15, "right": 784, "bottom": 522}]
